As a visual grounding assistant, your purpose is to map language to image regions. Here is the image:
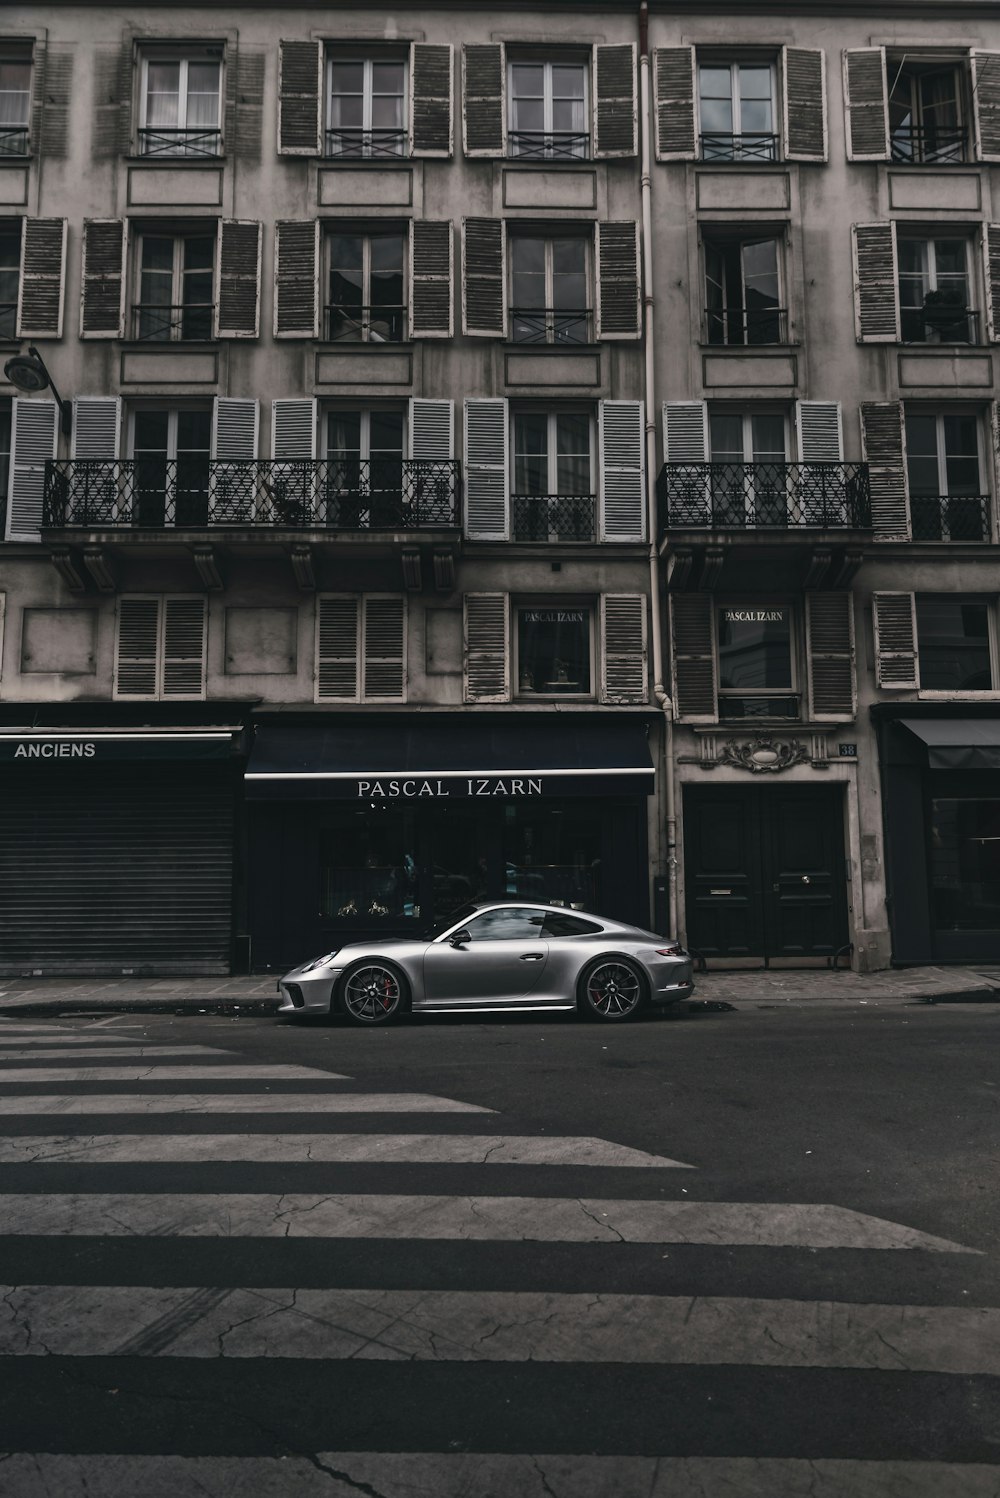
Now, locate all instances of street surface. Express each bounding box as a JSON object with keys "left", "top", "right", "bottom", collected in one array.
[{"left": 0, "top": 1000, "right": 997, "bottom": 1495}]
